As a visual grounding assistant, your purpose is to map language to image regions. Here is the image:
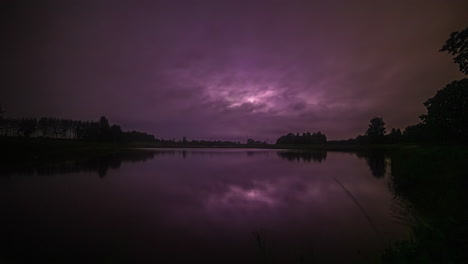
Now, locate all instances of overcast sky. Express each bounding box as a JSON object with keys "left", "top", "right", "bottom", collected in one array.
[{"left": 1, "top": 0, "right": 467, "bottom": 141}]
